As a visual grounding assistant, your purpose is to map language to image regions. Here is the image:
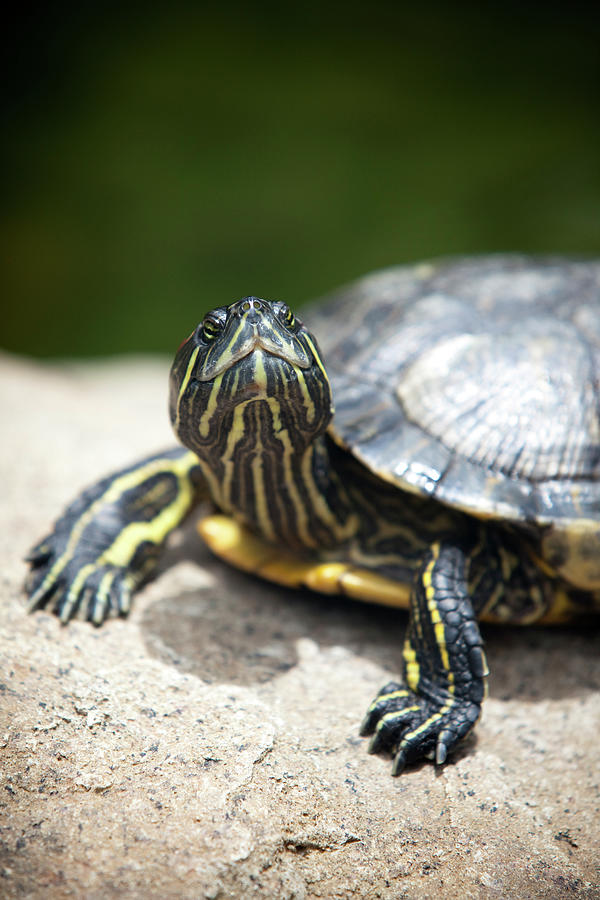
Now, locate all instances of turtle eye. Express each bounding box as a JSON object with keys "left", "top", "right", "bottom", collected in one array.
[
  {"left": 201, "top": 316, "right": 223, "bottom": 343},
  {"left": 281, "top": 305, "right": 296, "bottom": 330}
]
